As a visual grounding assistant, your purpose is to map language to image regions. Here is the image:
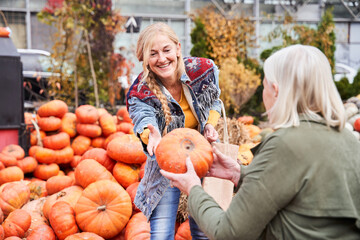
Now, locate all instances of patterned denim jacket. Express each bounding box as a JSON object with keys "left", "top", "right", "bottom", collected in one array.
[{"left": 126, "top": 57, "right": 221, "bottom": 220}]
